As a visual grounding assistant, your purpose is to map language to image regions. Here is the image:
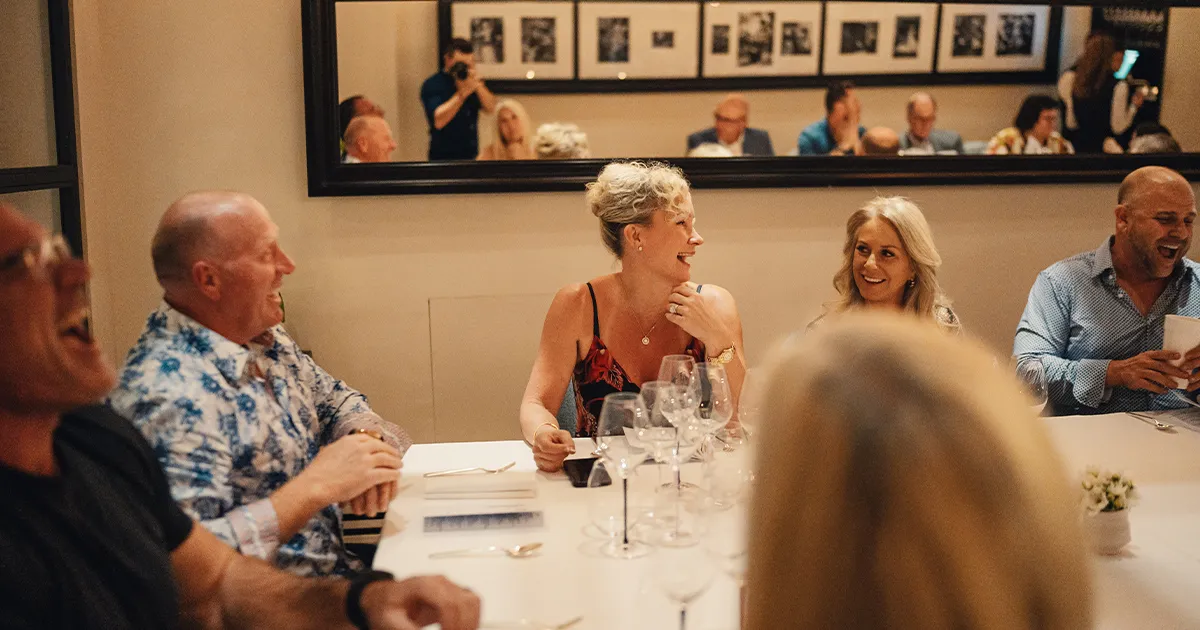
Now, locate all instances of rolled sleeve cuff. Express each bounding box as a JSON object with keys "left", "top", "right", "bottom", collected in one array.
[
  {"left": 227, "top": 498, "right": 281, "bottom": 559},
  {"left": 335, "top": 412, "right": 413, "bottom": 455},
  {"left": 1074, "top": 359, "right": 1112, "bottom": 408}
]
